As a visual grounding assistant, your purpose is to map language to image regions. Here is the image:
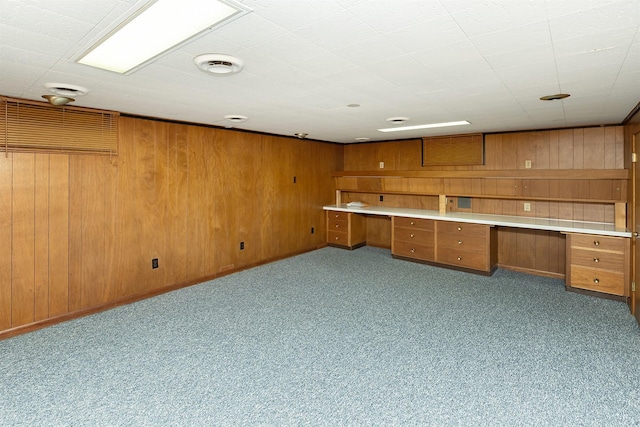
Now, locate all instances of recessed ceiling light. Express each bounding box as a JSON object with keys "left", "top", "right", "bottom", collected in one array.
[
  {"left": 378, "top": 120, "right": 470, "bottom": 133},
  {"left": 386, "top": 117, "right": 410, "bottom": 124},
  {"left": 347, "top": 104, "right": 360, "bottom": 108},
  {"left": 294, "top": 133, "right": 308, "bottom": 139},
  {"left": 76, "top": 0, "right": 250, "bottom": 74},
  {"left": 44, "top": 83, "right": 88, "bottom": 97},
  {"left": 195, "top": 54, "right": 244, "bottom": 75},
  {"left": 355, "top": 137, "right": 370, "bottom": 142},
  {"left": 540, "top": 93, "right": 571, "bottom": 101},
  {"left": 224, "top": 114, "right": 248, "bottom": 123}
]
